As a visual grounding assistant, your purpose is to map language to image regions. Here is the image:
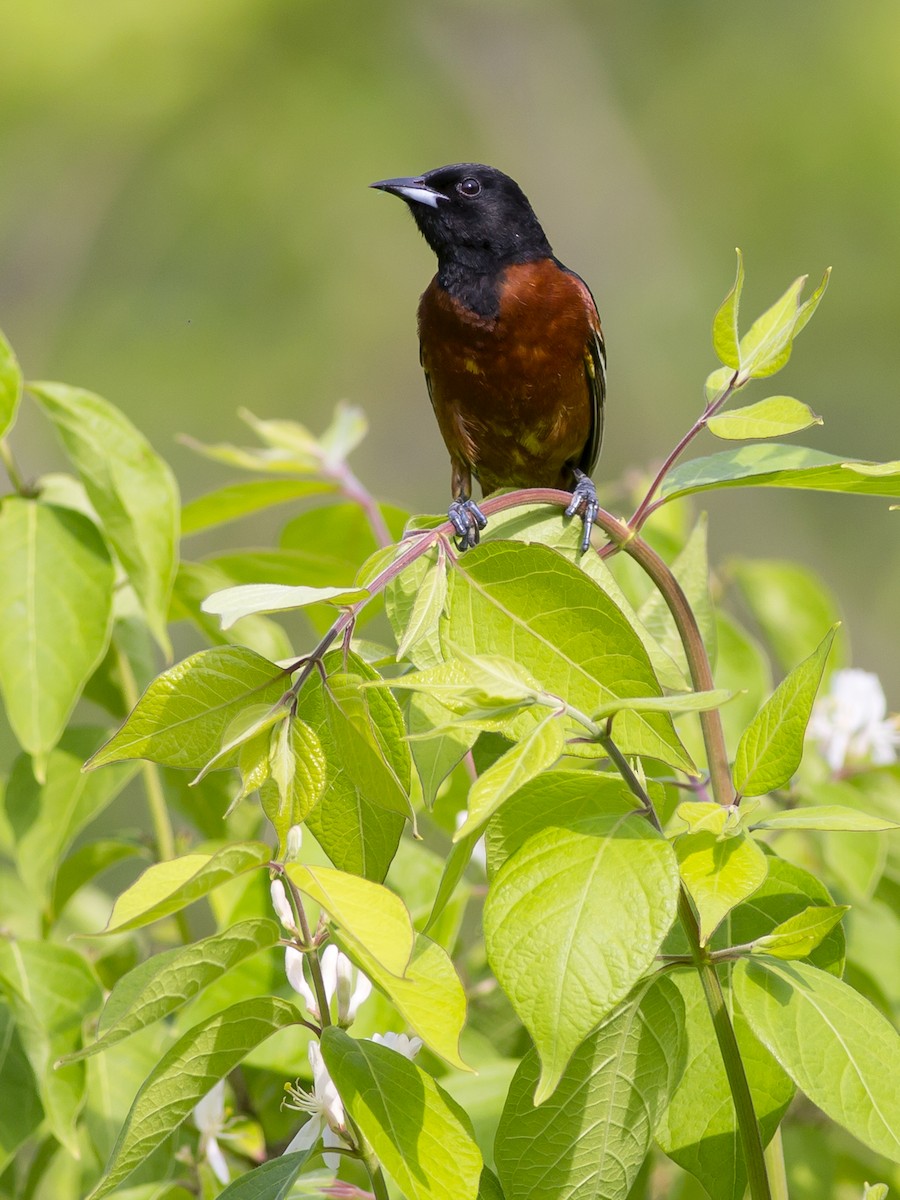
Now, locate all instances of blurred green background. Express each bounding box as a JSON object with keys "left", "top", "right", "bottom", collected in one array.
[{"left": 1, "top": 0, "right": 898, "bottom": 688}]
